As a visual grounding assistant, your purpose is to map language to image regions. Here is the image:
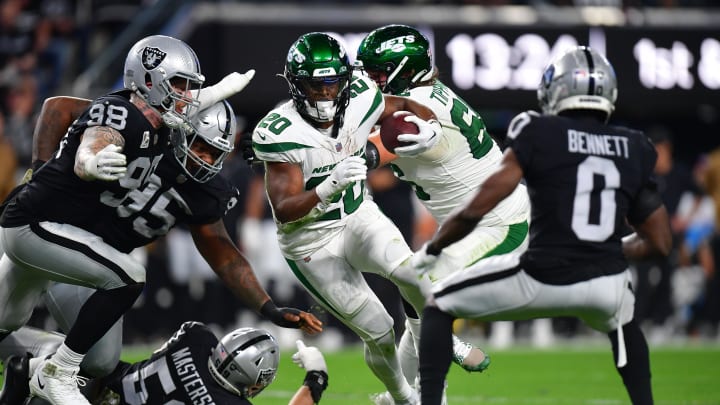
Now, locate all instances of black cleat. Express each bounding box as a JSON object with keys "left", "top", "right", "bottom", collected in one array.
[{"left": 0, "top": 355, "right": 31, "bottom": 405}]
